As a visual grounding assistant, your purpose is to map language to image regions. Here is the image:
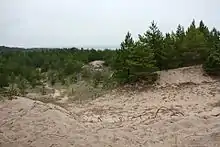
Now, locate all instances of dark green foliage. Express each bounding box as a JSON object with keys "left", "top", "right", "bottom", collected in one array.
[
  {"left": 203, "top": 43, "right": 220, "bottom": 75},
  {"left": 48, "top": 71, "right": 57, "bottom": 86},
  {"left": 17, "top": 76, "right": 28, "bottom": 96},
  {"left": 112, "top": 19, "right": 220, "bottom": 83},
  {"left": 121, "top": 32, "right": 134, "bottom": 50},
  {"left": 162, "top": 33, "right": 181, "bottom": 69},
  {"left": 209, "top": 28, "right": 220, "bottom": 47},
  {"left": 0, "top": 73, "right": 9, "bottom": 88},
  {"left": 138, "top": 21, "right": 164, "bottom": 69},
  {"left": 125, "top": 44, "right": 158, "bottom": 83},
  {"left": 112, "top": 32, "right": 134, "bottom": 83},
  {"left": 0, "top": 46, "right": 116, "bottom": 90},
  {"left": 199, "top": 20, "right": 210, "bottom": 40},
  {"left": 180, "top": 20, "right": 208, "bottom": 66},
  {"left": 63, "top": 60, "right": 83, "bottom": 76},
  {"left": 0, "top": 19, "right": 220, "bottom": 90},
  {"left": 176, "top": 24, "right": 185, "bottom": 39},
  {"left": 112, "top": 32, "right": 158, "bottom": 84}
]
